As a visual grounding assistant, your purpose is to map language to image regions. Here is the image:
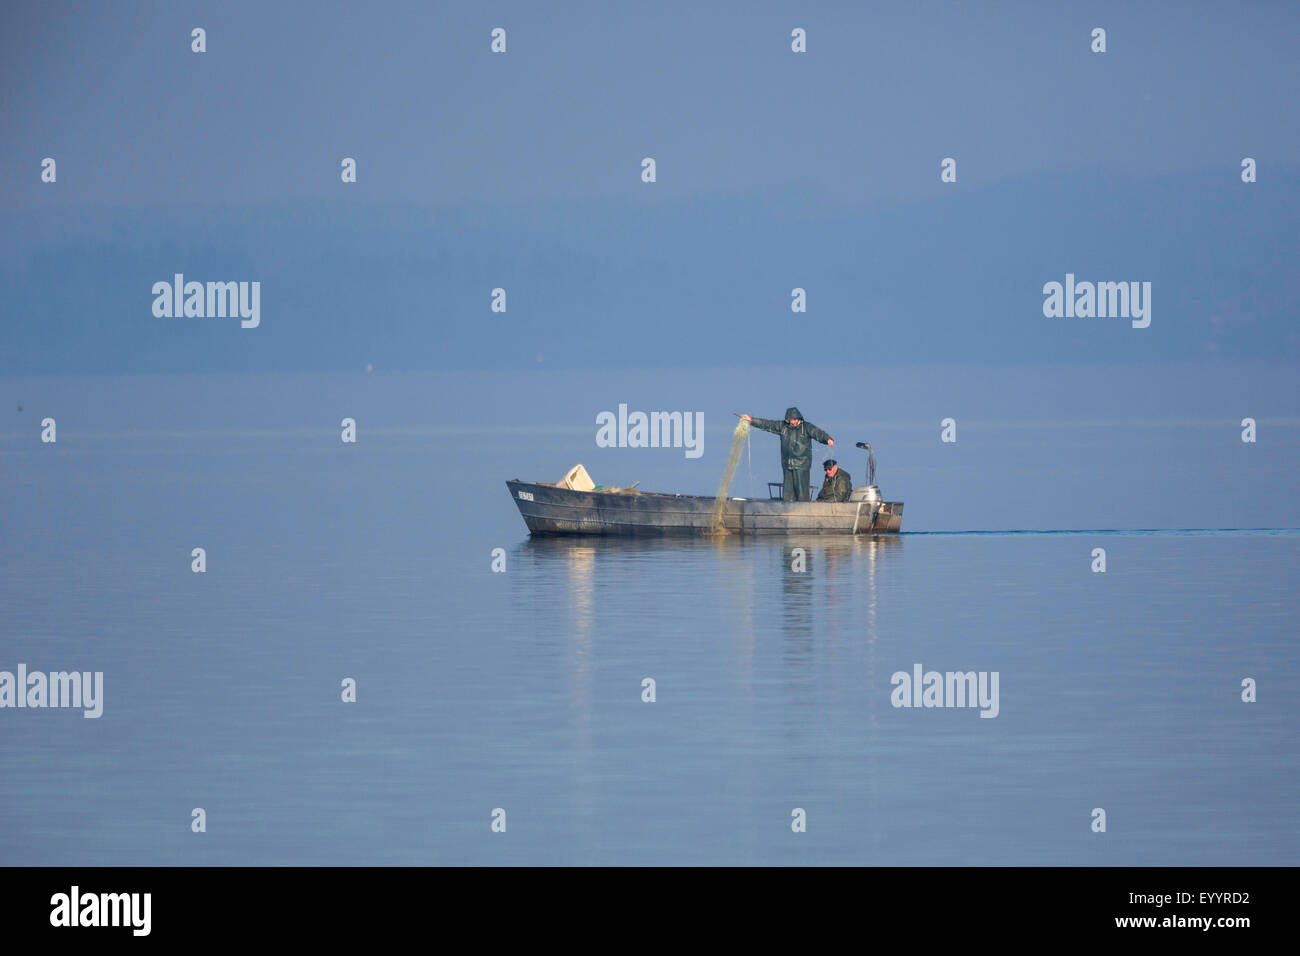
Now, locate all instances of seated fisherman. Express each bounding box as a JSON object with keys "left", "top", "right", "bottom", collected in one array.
[{"left": 816, "top": 459, "right": 852, "bottom": 502}]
